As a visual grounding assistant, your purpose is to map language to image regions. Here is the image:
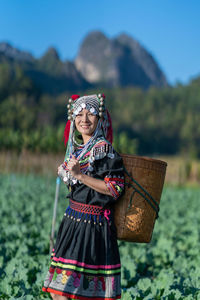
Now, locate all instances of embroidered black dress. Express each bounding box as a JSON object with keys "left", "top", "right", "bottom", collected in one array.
[{"left": 42, "top": 137, "right": 125, "bottom": 299}]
